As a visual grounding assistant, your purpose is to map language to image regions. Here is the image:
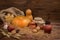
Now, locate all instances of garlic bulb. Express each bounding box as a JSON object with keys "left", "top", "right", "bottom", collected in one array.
[{"left": 3, "top": 23, "right": 8, "bottom": 30}]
